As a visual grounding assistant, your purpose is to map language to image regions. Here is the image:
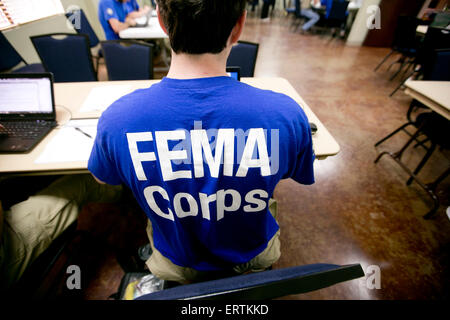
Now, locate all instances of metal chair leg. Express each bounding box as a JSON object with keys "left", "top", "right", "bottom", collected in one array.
[
  {"left": 390, "top": 58, "right": 407, "bottom": 81},
  {"left": 387, "top": 56, "right": 401, "bottom": 72},
  {"left": 374, "top": 122, "right": 415, "bottom": 147},
  {"left": 427, "top": 167, "right": 450, "bottom": 192},
  {"left": 374, "top": 50, "right": 395, "bottom": 72},
  {"left": 406, "top": 143, "right": 436, "bottom": 186},
  {"left": 390, "top": 70, "right": 416, "bottom": 97}
]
